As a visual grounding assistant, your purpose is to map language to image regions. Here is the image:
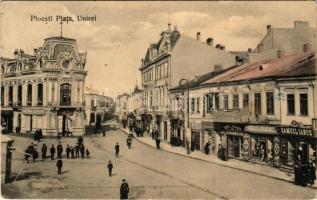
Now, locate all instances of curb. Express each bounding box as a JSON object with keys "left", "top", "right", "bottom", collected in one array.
[{"left": 119, "top": 128, "right": 317, "bottom": 190}]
